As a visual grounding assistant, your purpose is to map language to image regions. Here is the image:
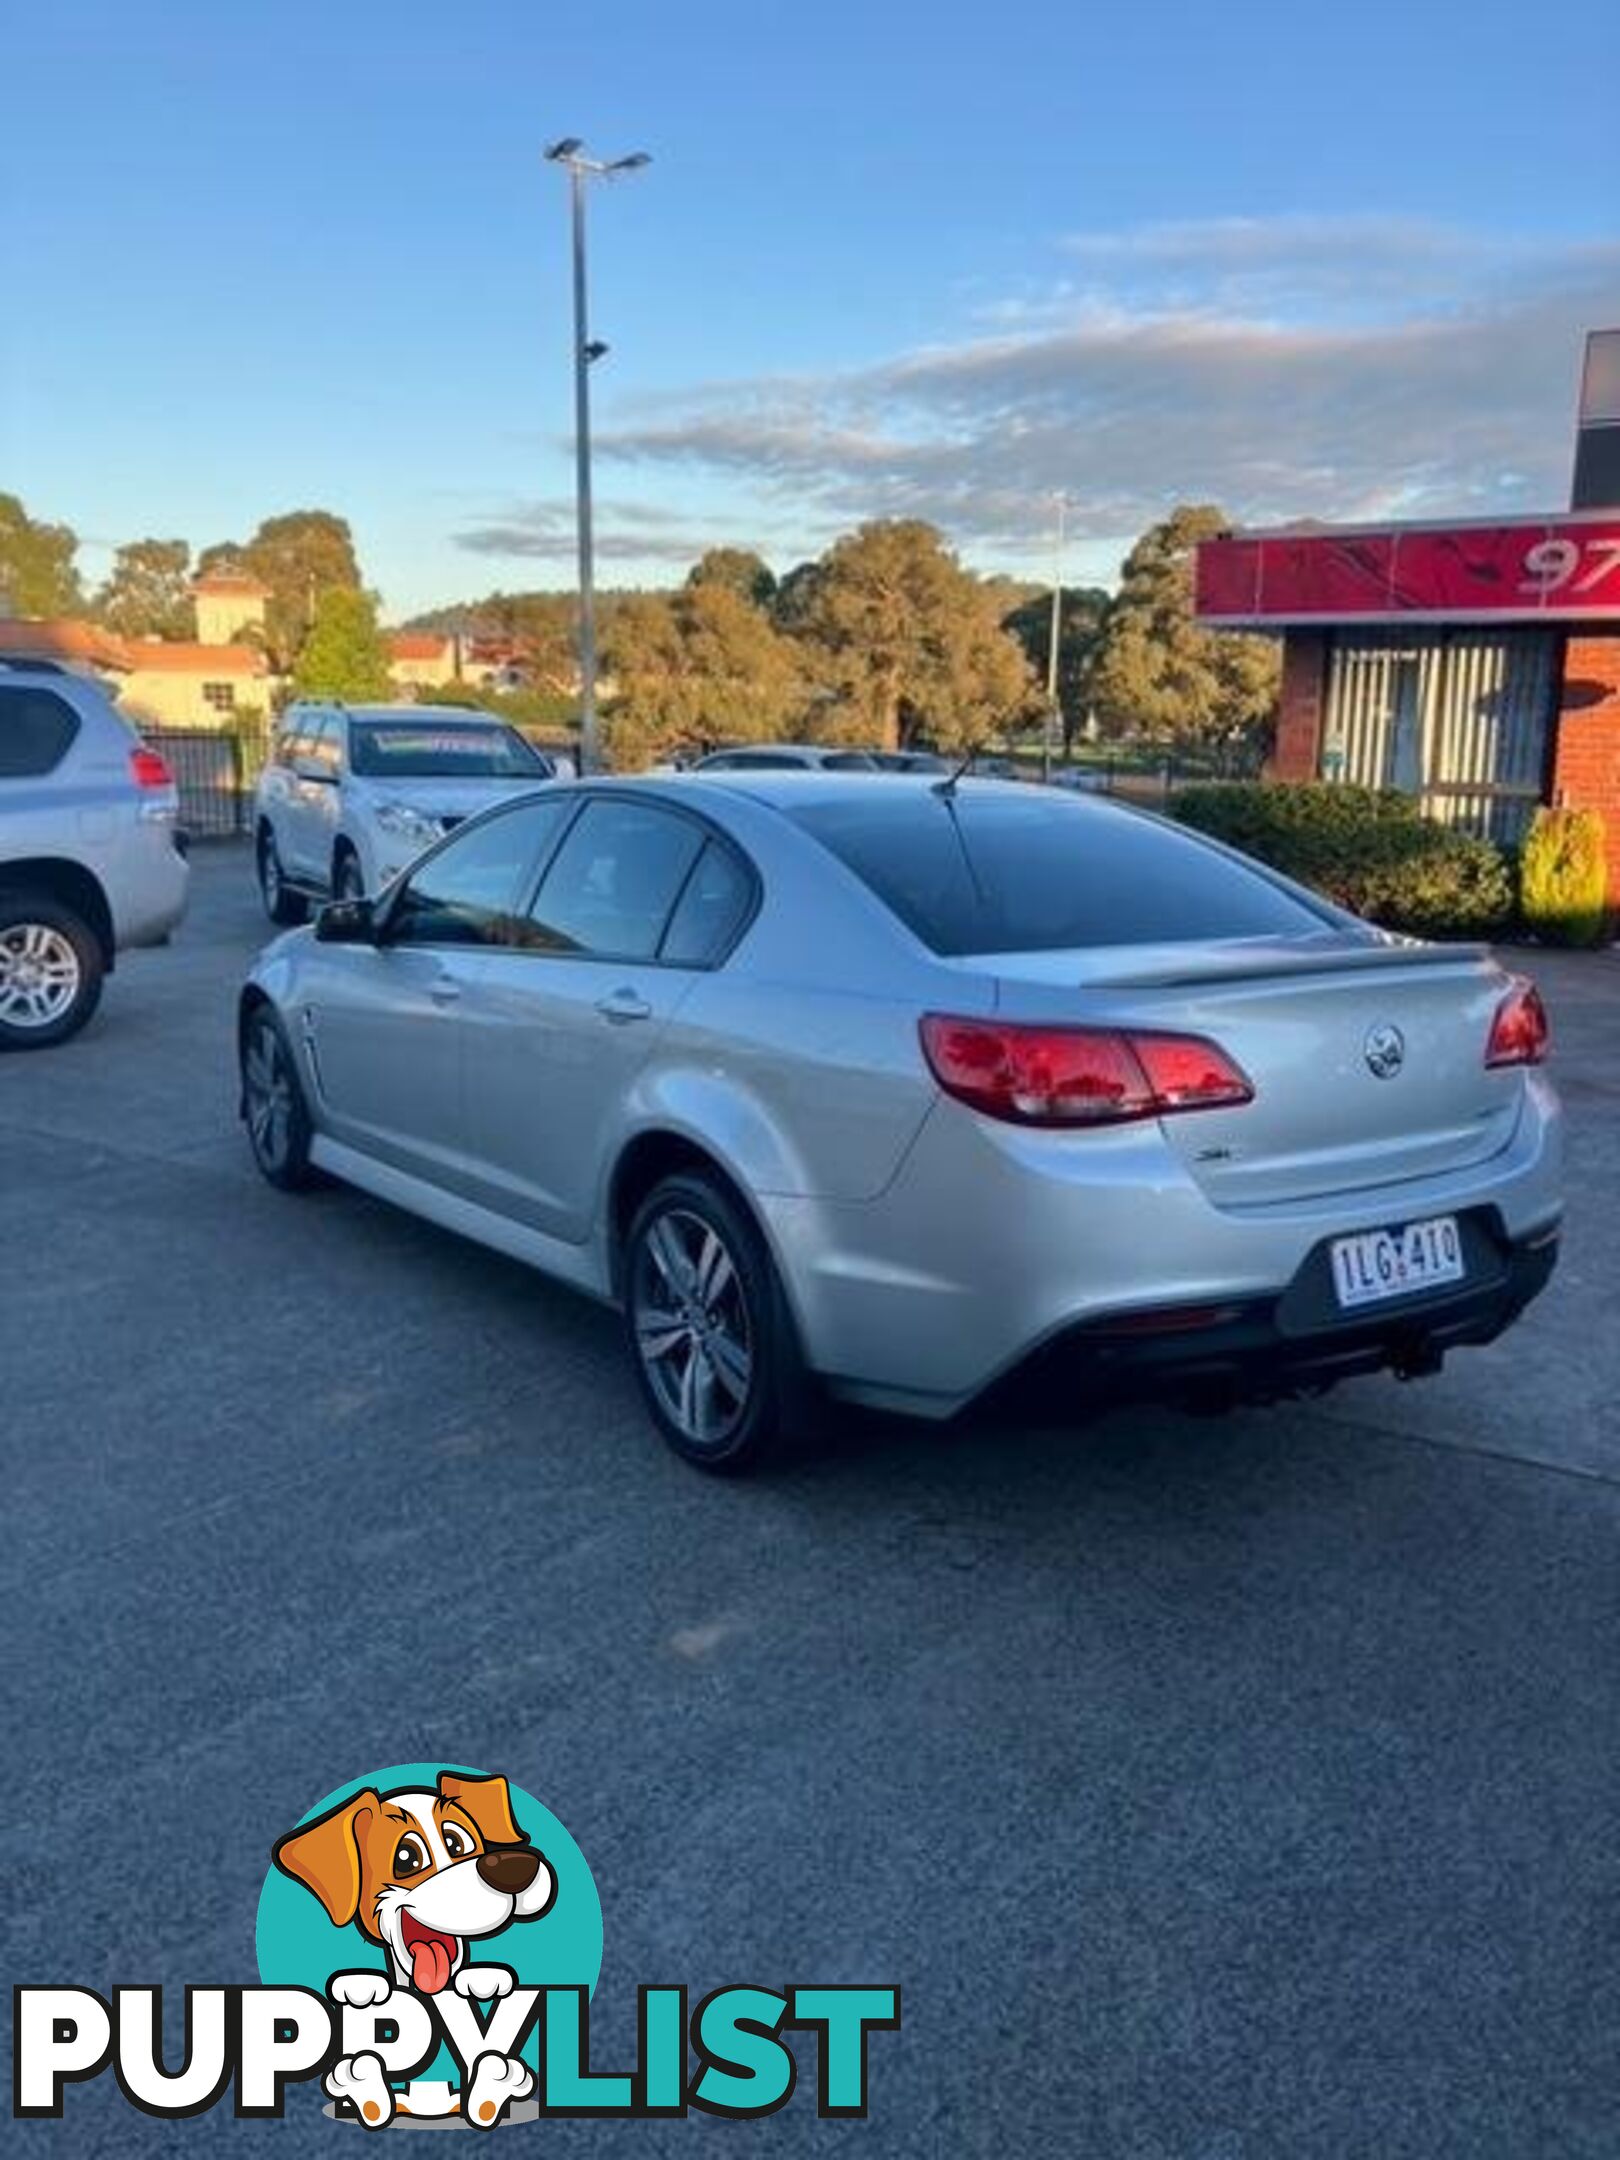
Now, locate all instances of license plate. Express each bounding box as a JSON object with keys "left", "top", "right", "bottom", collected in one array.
[{"left": 1330, "top": 1215, "right": 1465, "bottom": 1310}]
